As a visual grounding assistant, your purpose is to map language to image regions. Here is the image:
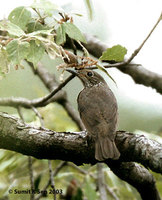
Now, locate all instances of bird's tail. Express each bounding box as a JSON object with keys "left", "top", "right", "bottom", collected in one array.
[{"left": 95, "top": 137, "right": 120, "bottom": 161}]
